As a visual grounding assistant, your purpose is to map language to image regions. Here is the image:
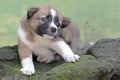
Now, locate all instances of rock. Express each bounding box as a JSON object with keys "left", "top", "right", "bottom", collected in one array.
[
  {"left": 0, "top": 45, "right": 113, "bottom": 80},
  {"left": 111, "top": 56, "right": 120, "bottom": 80},
  {"left": 0, "top": 63, "right": 5, "bottom": 79},
  {"left": 88, "top": 38, "right": 120, "bottom": 80},
  {"left": 41, "top": 55, "right": 112, "bottom": 80},
  {"left": 0, "top": 45, "right": 18, "bottom": 61}
]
